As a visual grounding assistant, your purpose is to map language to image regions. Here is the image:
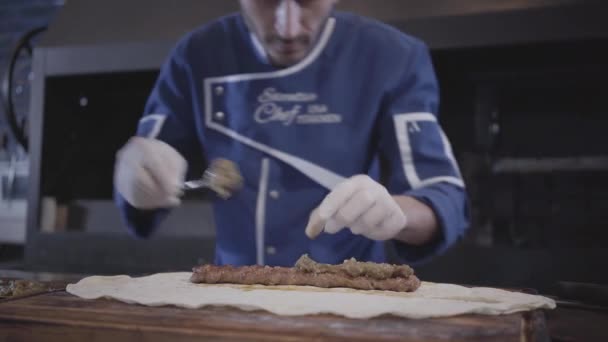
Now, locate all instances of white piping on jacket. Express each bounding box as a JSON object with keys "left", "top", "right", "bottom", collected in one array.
[
  {"left": 255, "top": 158, "right": 270, "bottom": 265},
  {"left": 249, "top": 33, "right": 269, "bottom": 63},
  {"left": 393, "top": 112, "right": 465, "bottom": 189},
  {"left": 204, "top": 18, "right": 345, "bottom": 191},
  {"left": 139, "top": 114, "right": 167, "bottom": 139}
]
